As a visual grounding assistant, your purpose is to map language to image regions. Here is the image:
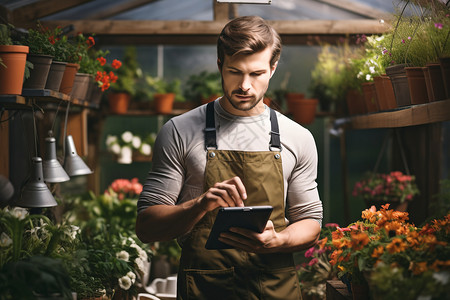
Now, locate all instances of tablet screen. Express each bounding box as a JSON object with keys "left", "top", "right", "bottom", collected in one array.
[{"left": 205, "top": 205, "right": 273, "bottom": 250}]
